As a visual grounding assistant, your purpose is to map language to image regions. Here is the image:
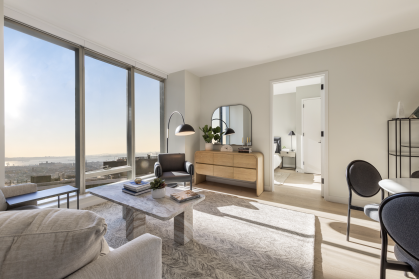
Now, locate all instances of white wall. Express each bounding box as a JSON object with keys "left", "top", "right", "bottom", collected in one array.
[
  {"left": 185, "top": 71, "right": 201, "bottom": 163},
  {"left": 200, "top": 28, "right": 419, "bottom": 206},
  {"left": 273, "top": 93, "right": 296, "bottom": 167},
  {"left": 165, "top": 70, "right": 200, "bottom": 162},
  {"left": 0, "top": 1, "right": 4, "bottom": 187},
  {"left": 295, "top": 84, "right": 321, "bottom": 170}
]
